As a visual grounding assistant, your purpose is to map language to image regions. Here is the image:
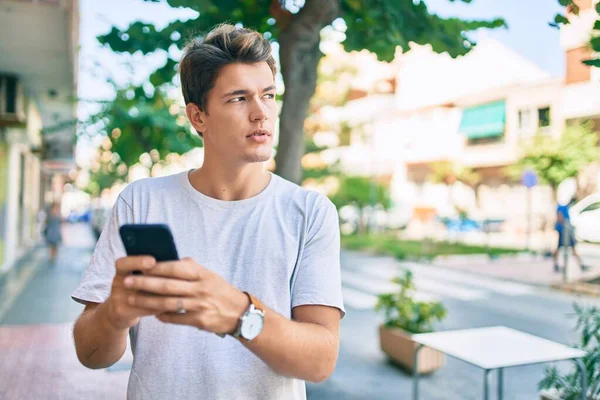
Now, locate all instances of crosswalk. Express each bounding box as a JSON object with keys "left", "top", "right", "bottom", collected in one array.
[{"left": 341, "top": 257, "right": 538, "bottom": 311}]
